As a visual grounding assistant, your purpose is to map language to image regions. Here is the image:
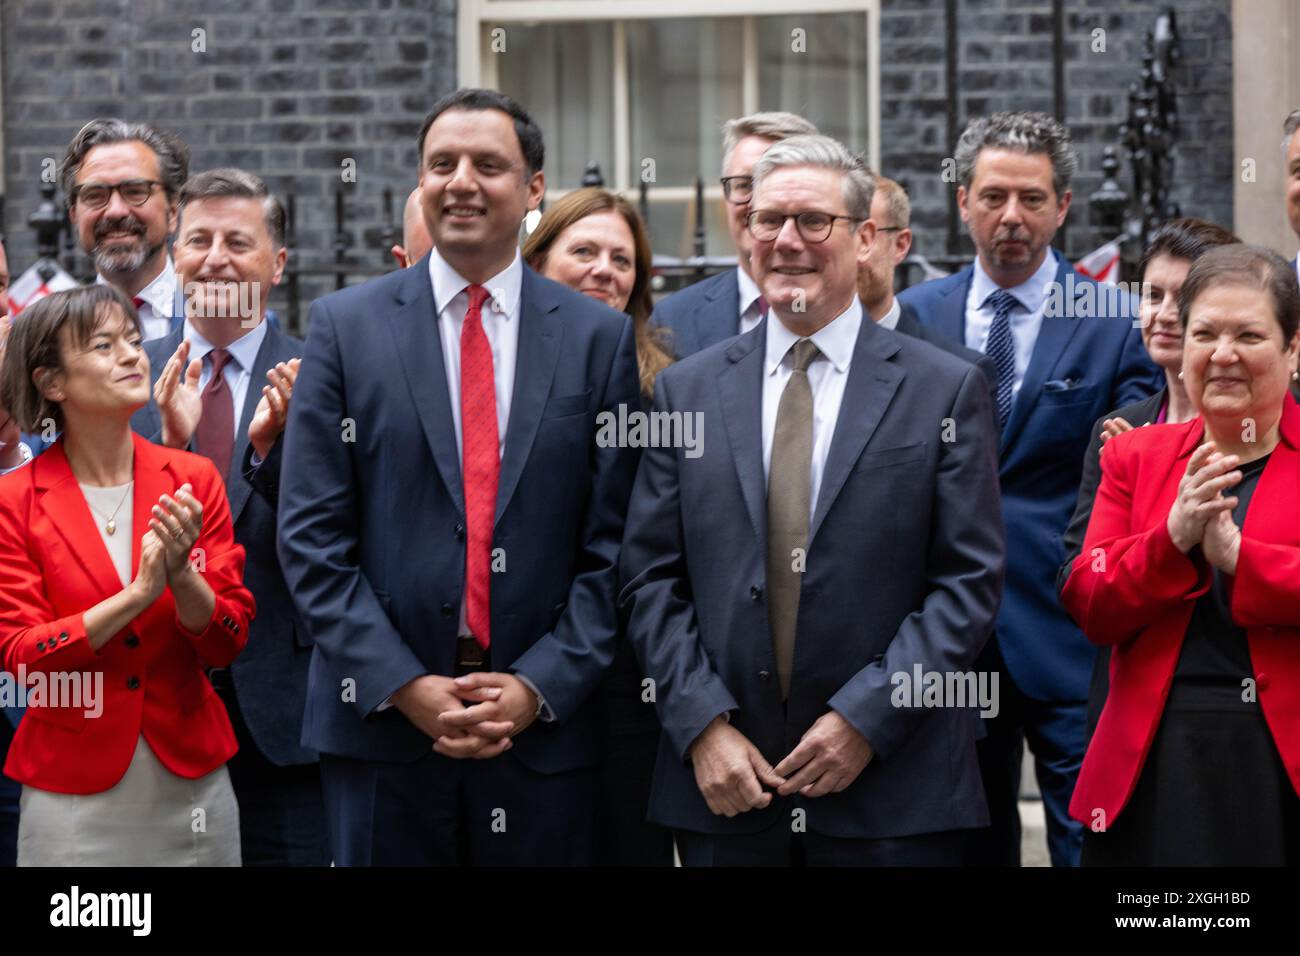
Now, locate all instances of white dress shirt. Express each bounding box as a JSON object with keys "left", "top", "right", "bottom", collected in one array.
[
  {"left": 183, "top": 317, "right": 269, "bottom": 441},
  {"left": 737, "top": 266, "right": 766, "bottom": 335},
  {"left": 877, "top": 298, "right": 901, "bottom": 331},
  {"left": 762, "top": 298, "right": 863, "bottom": 524},
  {"left": 429, "top": 248, "right": 521, "bottom": 462},
  {"left": 98, "top": 257, "right": 178, "bottom": 342},
  {"left": 964, "top": 251, "right": 1059, "bottom": 400}
]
